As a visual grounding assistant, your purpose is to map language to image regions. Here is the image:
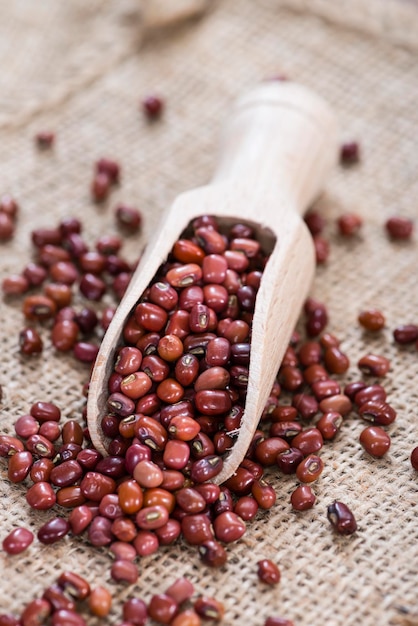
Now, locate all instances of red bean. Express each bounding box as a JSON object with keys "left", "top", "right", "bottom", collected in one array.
[
  {"left": 291, "top": 428, "right": 323, "bottom": 456},
  {"left": 134, "top": 530, "right": 159, "bottom": 557},
  {"left": 295, "top": 455, "right": 324, "bottom": 483},
  {"left": 264, "top": 618, "right": 294, "bottom": 626},
  {"left": 57, "top": 571, "right": 90, "bottom": 601},
  {"left": 257, "top": 559, "right": 281, "bottom": 585},
  {"left": 411, "top": 446, "right": 418, "bottom": 471},
  {"left": 26, "top": 483, "right": 56, "bottom": 512},
  {"left": 123, "top": 598, "right": 148, "bottom": 625},
  {"left": 337, "top": 212, "right": 362, "bottom": 236},
  {"left": 80, "top": 472, "right": 116, "bottom": 501},
  {"left": 2, "top": 527, "right": 34, "bottom": 555},
  {"left": 290, "top": 485, "right": 316, "bottom": 511},
  {"left": 358, "top": 309, "right": 385, "bottom": 331},
  {"left": 393, "top": 324, "right": 418, "bottom": 345},
  {"left": 21, "top": 599, "right": 51, "bottom": 626},
  {"left": 88, "top": 586, "right": 112, "bottom": 616},
  {"left": 358, "top": 400, "right": 396, "bottom": 425},
  {"left": 327, "top": 501, "right": 357, "bottom": 535},
  {"left": 181, "top": 514, "right": 214, "bottom": 545},
  {"left": 148, "top": 594, "right": 178, "bottom": 624},
  {"left": 385, "top": 216, "right": 413, "bottom": 240},
  {"left": 358, "top": 353, "right": 390, "bottom": 377},
  {"left": 37, "top": 517, "right": 70, "bottom": 544},
  {"left": 359, "top": 425, "right": 391, "bottom": 457},
  {"left": 68, "top": 505, "right": 94, "bottom": 535},
  {"left": 198, "top": 539, "right": 227, "bottom": 567}
]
